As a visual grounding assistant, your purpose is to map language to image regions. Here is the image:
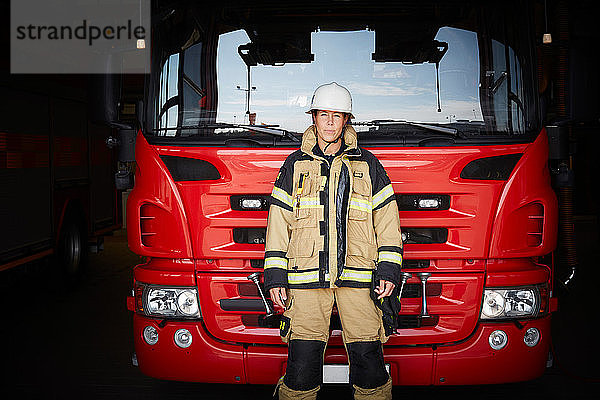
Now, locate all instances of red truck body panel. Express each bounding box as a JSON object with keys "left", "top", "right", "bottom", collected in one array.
[
  {"left": 127, "top": 126, "right": 557, "bottom": 385},
  {"left": 131, "top": 309, "right": 551, "bottom": 385}
]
